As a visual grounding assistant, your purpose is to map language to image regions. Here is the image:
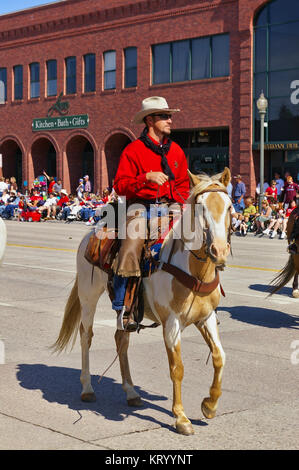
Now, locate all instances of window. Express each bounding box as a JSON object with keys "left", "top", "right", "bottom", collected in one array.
[
  {"left": 30, "top": 62, "right": 40, "bottom": 98},
  {"left": 104, "top": 50, "right": 116, "bottom": 90},
  {"left": 152, "top": 34, "right": 230, "bottom": 84},
  {"left": 0, "top": 68, "right": 7, "bottom": 102},
  {"left": 124, "top": 47, "right": 137, "bottom": 88},
  {"left": 14, "top": 65, "right": 23, "bottom": 100},
  {"left": 253, "top": 0, "right": 299, "bottom": 143},
  {"left": 47, "top": 59, "right": 57, "bottom": 97},
  {"left": 65, "top": 56, "right": 76, "bottom": 94},
  {"left": 84, "top": 53, "right": 95, "bottom": 92}
]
